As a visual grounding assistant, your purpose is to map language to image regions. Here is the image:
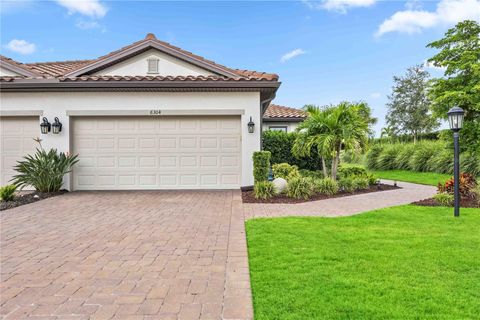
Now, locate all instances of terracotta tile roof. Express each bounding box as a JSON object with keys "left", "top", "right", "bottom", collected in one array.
[
  {"left": 263, "top": 104, "right": 307, "bottom": 120},
  {"left": 0, "top": 55, "right": 40, "bottom": 76},
  {"left": 56, "top": 75, "right": 274, "bottom": 82},
  {"left": 4, "top": 33, "right": 278, "bottom": 82},
  {"left": 26, "top": 60, "right": 93, "bottom": 77}
]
